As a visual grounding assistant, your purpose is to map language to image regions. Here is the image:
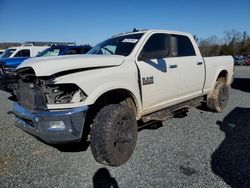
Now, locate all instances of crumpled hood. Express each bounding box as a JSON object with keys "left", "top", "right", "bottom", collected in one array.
[{"left": 17, "top": 55, "right": 125, "bottom": 76}]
